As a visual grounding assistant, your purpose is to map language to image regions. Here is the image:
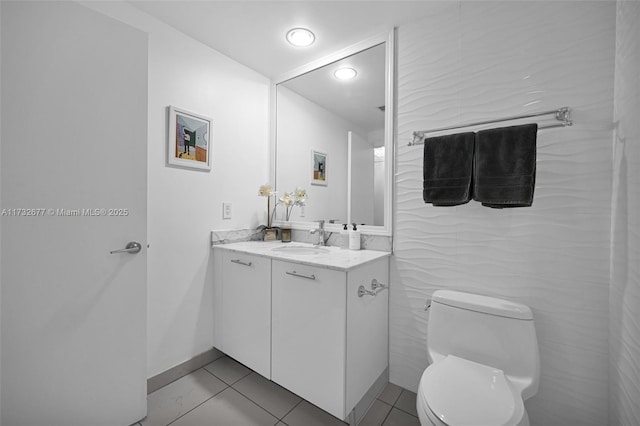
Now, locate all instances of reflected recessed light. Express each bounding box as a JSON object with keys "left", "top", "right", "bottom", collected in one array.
[
  {"left": 334, "top": 67, "right": 357, "bottom": 80},
  {"left": 286, "top": 28, "right": 315, "bottom": 47}
]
